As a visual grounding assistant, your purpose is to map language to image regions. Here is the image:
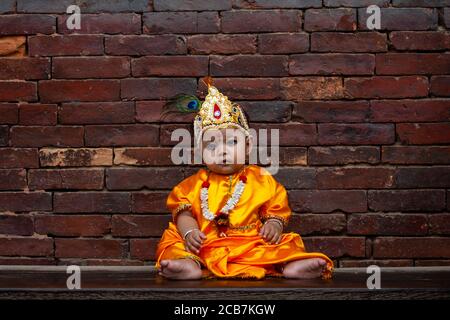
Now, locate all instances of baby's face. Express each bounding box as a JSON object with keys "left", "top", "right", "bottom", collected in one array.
[{"left": 201, "top": 128, "right": 252, "bottom": 175}]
